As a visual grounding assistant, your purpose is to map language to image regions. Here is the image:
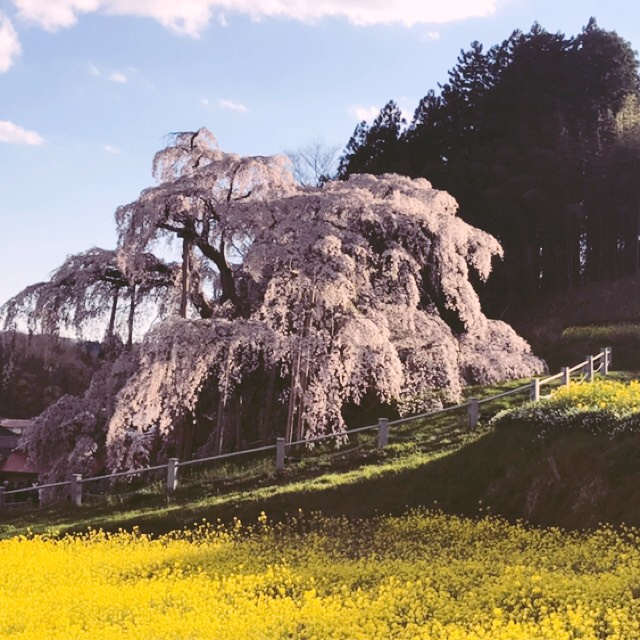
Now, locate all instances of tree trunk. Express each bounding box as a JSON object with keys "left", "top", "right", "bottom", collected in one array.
[
  {"left": 261, "top": 366, "right": 277, "bottom": 445},
  {"left": 216, "top": 349, "right": 232, "bottom": 454},
  {"left": 216, "top": 399, "right": 225, "bottom": 455},
  {"left": 127, "top": 283, "right": 137, "bottom": 349},
  {"left": 295, "top": 368, "right": 306, "bottom": 443},
  {"left": 183, "top": 421, "right": 195, "bottom": 460},
  {"left": 285, "top": 348, "right": 301, "bottom": 444},
  {"left": 180, "top": 236, "right": 191, "bottom": 318},
  {"left": 194, "top": 239, "right": 241, "bottom": 311},
  {"left": 107, "top": 286, "right": 120, "bottom": 338},
  {"left": 235, "top": 394, "right": 243, "bottom": 451}
]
